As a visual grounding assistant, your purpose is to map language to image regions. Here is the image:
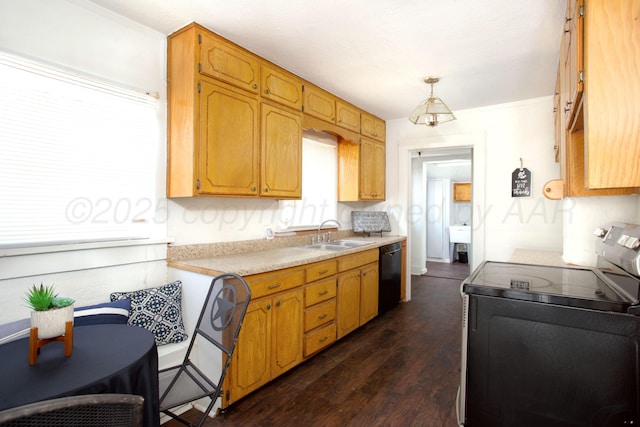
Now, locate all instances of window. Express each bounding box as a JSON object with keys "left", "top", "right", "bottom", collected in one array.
[
  {"left": 0, "top": 51, "right": 162, "bottom": 247},
  {"left": 278, "top": 130, "right": 337, "bottom": 229}
]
